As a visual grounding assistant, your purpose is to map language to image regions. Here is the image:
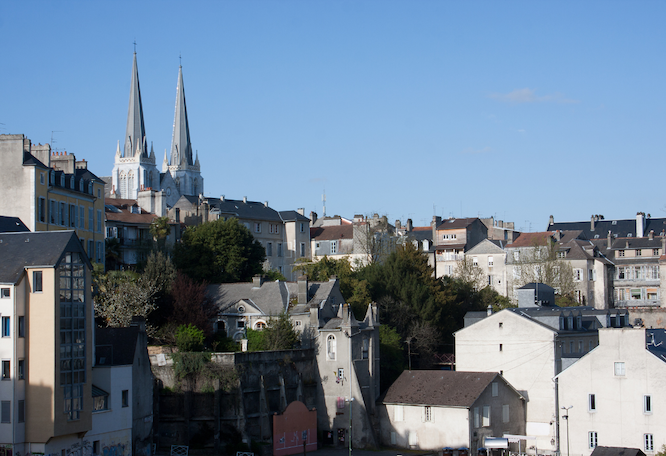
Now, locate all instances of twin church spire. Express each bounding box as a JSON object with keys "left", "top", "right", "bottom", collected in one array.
[{"left": 113, "top": 51, "right": 203, "bottom": 202}]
